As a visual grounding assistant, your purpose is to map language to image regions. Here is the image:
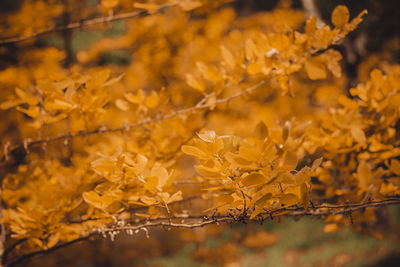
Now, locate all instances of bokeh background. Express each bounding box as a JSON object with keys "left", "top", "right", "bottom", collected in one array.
[{"left": 1, "top": 0, "right": 399, "bottom": 266}]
